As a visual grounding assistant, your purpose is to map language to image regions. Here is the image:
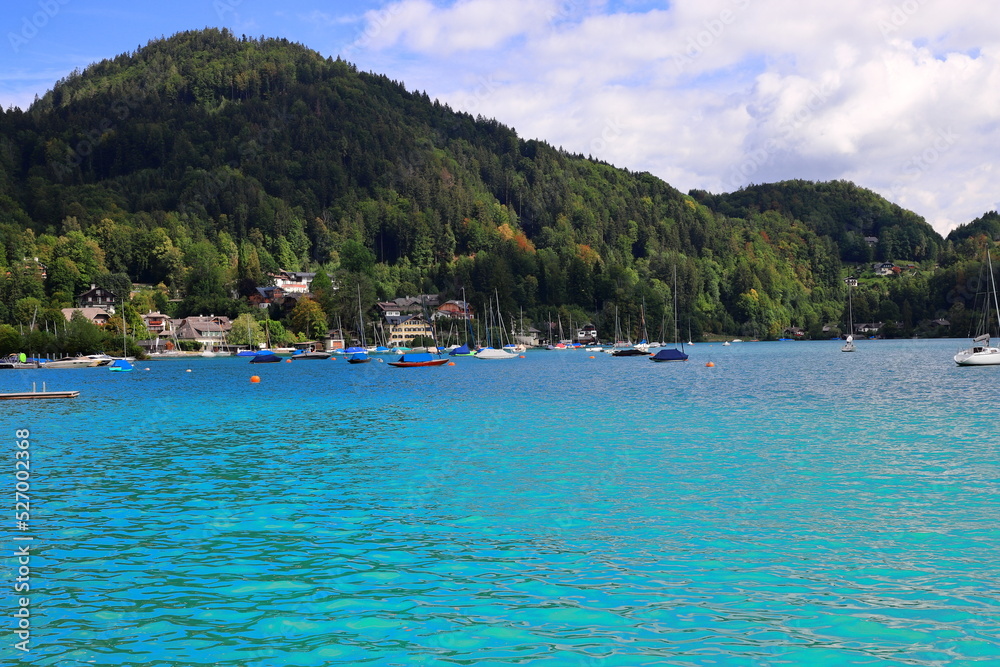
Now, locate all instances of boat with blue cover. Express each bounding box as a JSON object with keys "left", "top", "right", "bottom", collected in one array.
[
  {"left": 347, "top": 352, "right": 371, "bottom": 364},
  {"left": 650, "top": 348, "right": 688, "bottom": 362},
  {"left": 387, "top": 352, "right": 449, "bottom": 367},
  {"left": 109, "top": 359, "right": 134, "bottom": 372},
  {"left": 651, "top": 266, "right": 689, "bottom": 362}
]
